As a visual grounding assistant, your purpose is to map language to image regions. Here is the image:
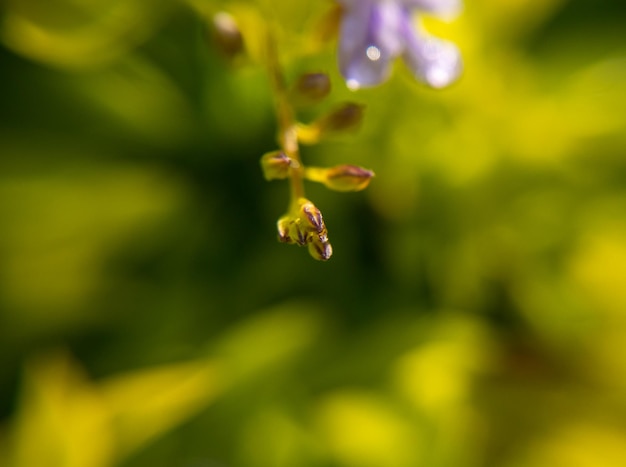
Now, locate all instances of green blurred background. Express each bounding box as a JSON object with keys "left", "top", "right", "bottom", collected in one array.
[{"left": 1, "top": 0, "right": 626, "bottom": 466}]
